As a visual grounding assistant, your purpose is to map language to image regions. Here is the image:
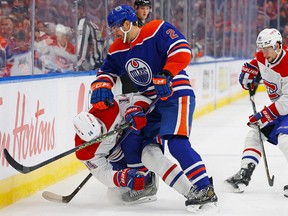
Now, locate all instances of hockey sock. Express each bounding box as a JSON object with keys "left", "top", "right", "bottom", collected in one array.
[
  {"left": 167, "top": 136, "right": 210, "bottom": 189},
  {"left": 142, "top": 144, "right": 191, "bottom": 196}
]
